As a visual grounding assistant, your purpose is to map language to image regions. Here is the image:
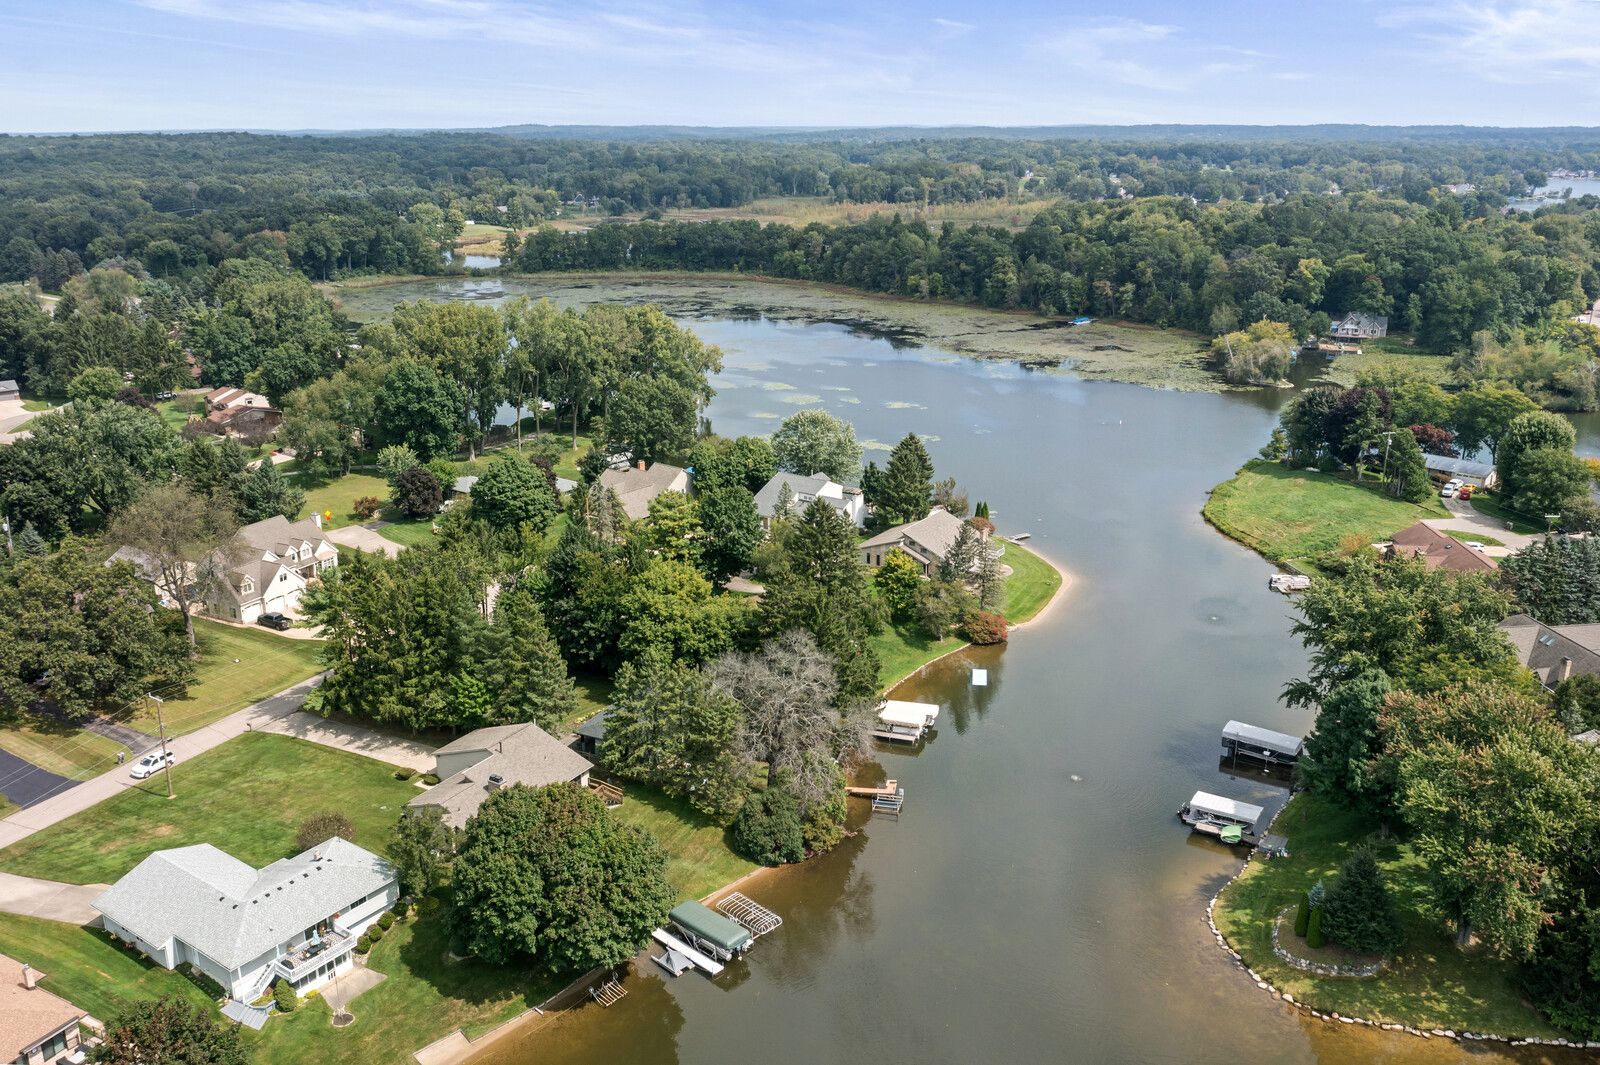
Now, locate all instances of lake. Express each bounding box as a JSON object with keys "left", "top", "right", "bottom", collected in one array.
[
  {"left": 1510, "top": 178, "right": 1600, "bottom": 211},
  {"left": 343, "top": 279, "right": 1582, "bottom": 1065}
]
